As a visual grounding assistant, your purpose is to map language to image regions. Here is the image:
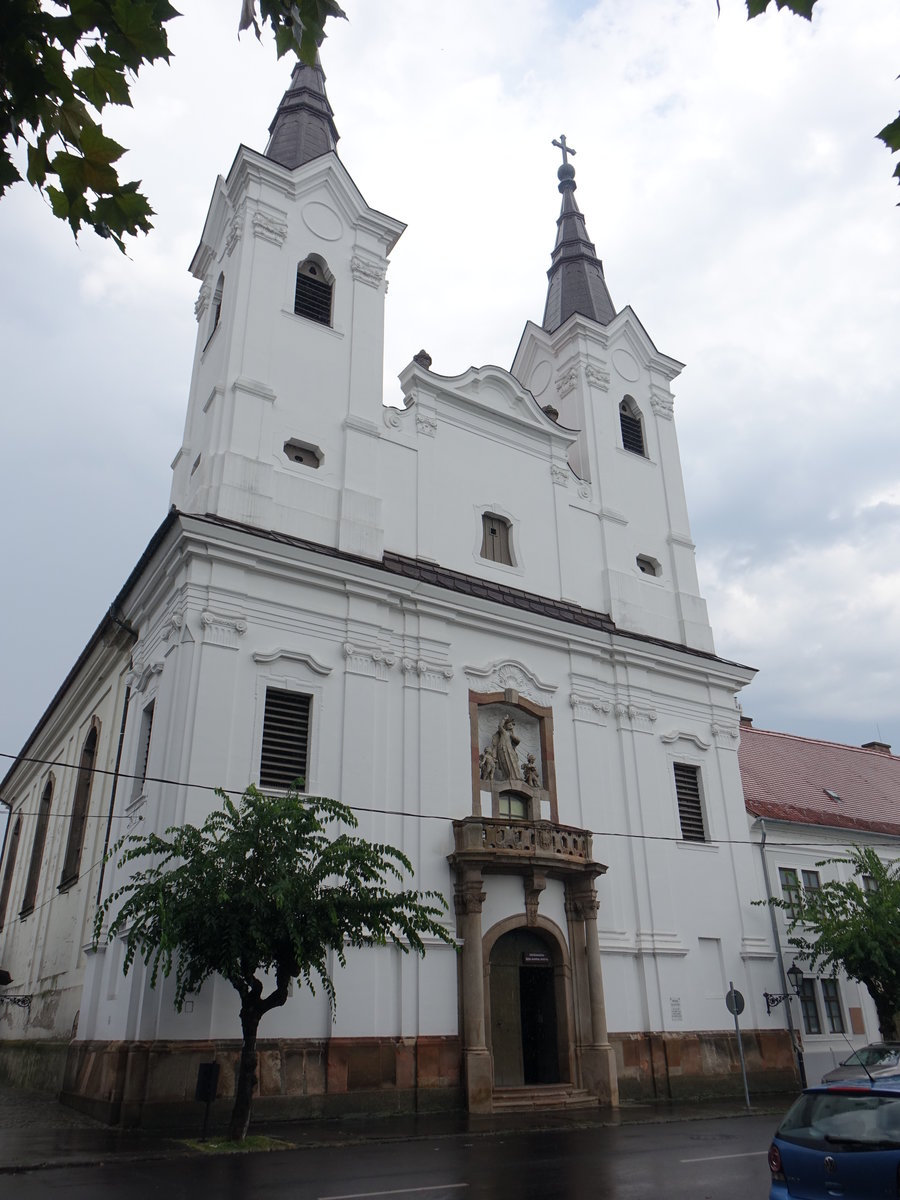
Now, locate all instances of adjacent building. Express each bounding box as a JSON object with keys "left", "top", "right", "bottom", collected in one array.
[{"left": 740, "top": 719, "right": 900, "bottom": 1086}]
